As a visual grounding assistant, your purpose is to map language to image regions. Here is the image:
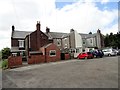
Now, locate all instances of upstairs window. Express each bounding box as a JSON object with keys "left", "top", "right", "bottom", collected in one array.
[
  {"left": 19, "top": 40, "right": 24, "bottom": 47},
  {"left": 57, "top": 39, "right": 61, "bottom": 46},
  {"left": 83, "top": 40, "right": 85, "bottom": 44},
  {"left": 90, "top": 39, "right": 92, "bottom": 43},
  {"left": 83, "top": 41, "right": 85, "bottom": 44}
]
